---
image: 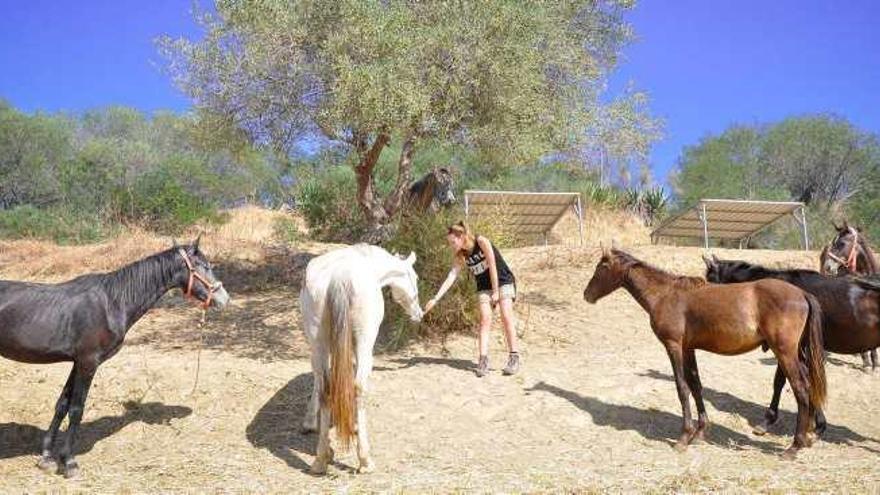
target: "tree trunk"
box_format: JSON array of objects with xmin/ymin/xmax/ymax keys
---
[{"xmin": 352, "ymin": 131, "xmax": 418, "ymax": 244}]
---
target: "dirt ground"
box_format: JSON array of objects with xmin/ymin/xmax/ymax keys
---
[{"xmin": 2, "ymin": 238, "xmax": 880, "ymax": 493}]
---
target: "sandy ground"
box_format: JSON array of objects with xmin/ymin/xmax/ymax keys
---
[{"xmin": 2, "ymin": 242, "xmax": 880, "ymax": 493}]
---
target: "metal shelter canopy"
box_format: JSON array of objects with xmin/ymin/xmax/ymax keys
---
[
  {"xmin": 651, "ymin": 199, "xmax": 809, "ymax": 250},
  {"xmin": 464, "ymin": 190, "xmax": 584, "ymax": 245}
]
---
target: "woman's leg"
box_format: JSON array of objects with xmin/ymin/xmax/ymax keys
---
[
  {"xmin": 499, "ymin": 298, "xmax": 518, "ymax": 353},
  {"xmin": 476, "ymin": 299, "xmax": 493, "ymax": 376}
]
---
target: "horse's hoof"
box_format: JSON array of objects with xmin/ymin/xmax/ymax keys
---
[
  {"xmin": 300, "ymin": 424, "xmax": 316, "ymax": 434},
  {"xmin": 673, "ymin": 441, "xmax": 689, "ymax": 453},
  {"xmin": 781, "ymin": 448, "xmax": 799, "ymax": 461},
  {"xmin": 309, "ymin": 462, "xmax": 328, "ymax": 475},
  {"xmin": 63, "ymin": 462, "xmax": 81, "ymax": 479},
  {"xmin": 690, "ymin": 432, "xmax": 708, "ymax": 445},
  {"xmin": 36, "ymin": 456, "xmax": 56, "ymax": 473},
  {"xmin": 806, "ymin": 431, "xmax": 818, "ymax": 447},
  {"xmin": 753, "ymin": 423, "xmax": 768, "ymax": 436},
  {"xmin": 357, "ymin": 460, "xmax": 375, "ymax": 474}
]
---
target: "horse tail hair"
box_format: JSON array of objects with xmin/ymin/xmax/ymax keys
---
[
  {"xmin": 324, "ymin": 275, "xmax": 356, "ymax": 450},
  {"xmin": 801, "ymin": 292, "xmax": 827, "ymax": 411}
]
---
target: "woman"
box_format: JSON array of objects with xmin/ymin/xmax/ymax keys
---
[{"xmin": 424, "ymin": 221, "xmax": 520, "ymax": 376}]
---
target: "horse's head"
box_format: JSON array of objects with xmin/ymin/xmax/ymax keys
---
[
  {"xmin": 388, "ymin": 251, "xmax": 424, "ymax": 322},
  {"xmin": 175, "ymin": 235, "xmax": 230, "ymax": 309},
  {"xmin": 702, "ymin": 255, "xmax": 754, "ymax": 283},
  {"xmin": 431, "ymin": 167, "xmax": 456, "ymax": 207},
  {"xmin": 823, "ymin": 221, "xmax": 863, "ymax": 274},
  {"xmin": 584, "ymin": 247, "xmax": 636, "ymax": 303}
]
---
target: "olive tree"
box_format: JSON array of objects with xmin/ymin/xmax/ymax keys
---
[{"xmin": 160, "ymin": 0, "xmax": 639, "ymax": 239}]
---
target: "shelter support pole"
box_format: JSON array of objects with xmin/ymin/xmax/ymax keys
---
[
  {"xmin": 793, "ymin": 206, "xmax": 809, "ymax": 251},
  {"xmin": 575, "ymin": 195, "xmax": 585, "ymax": 246},
  {"xmin": 699, "ymin": 203, "xmax": 709, "ymax": 249},
  {"xmin": 464, "ymin": 193, "xmax": 470, "ymax": 221}
]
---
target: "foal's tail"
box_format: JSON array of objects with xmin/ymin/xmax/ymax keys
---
[
  {"xmin": 323, "ymin": 276, "xmax": 356, "ymax": 449},
  {"xmin": 801, "ymin": 292, "xmax": 827, "ymax": 411}
]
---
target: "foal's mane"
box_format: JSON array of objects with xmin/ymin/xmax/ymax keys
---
[
  {"xmin": 613, "ymin": 249, "xmax": 707, "ymax": 289},
  {"xmin": 719, "ymin": 259, "xmax": 824, "ymax": 280}
]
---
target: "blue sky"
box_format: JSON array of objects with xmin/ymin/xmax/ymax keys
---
[{"xmin": 1, "ymin": 1, "xmax": 878, "ymax": 183}]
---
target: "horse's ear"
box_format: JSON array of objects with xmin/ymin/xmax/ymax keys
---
[
  {"xmin": 172, "ymin": 238, "xmax": 179, "ymax": 248},
  {"xmin": 831, "ymin": 220, "xmax": 840, "ymax": 231},
  {"xmin": 405, "ymin": 251, "xmax": 416, "ymax": 265},
  {"xmin": 599, "ymin": 241, "xmax": 608, "ymax": 257},
  {"xmin": 193, "ymin": 233, "xmax": 201, "ymax": 251},
  {"xmin": 843, "ymin": 219, "xmax": 850, "ymax": 230},
  {"xmin": 702, "ymin": 254, "xmax": 715, "ymax": 269}
]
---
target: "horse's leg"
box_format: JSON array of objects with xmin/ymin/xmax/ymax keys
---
[
  {"xmin": 354, "ymin": 336, "xmax": 376, "ymax": 473},
  {"xmin": 872, "ymin": 348, "xmax": 878, "ymax": 372},
  {"xmin": 37, "ymin": 365, "xmax": 76, "ymax": 472},
  {"xmin": 310, "ymin": 404, "xmax": 333, "ymax": 475},
  {"xmin": 301, "ymin": 345, "xmax": 322, "ymax": 433},
  {"xmin": 664, "ymin": 343, "xmax": 695, "ymax": 452},
  {"xmin": 58, "ymin": 363, "xmax": 97, "ymax": 478},
  {"xmin": 861, "ymin": 351, "xmax": 872, "ymax": 371},
  {"xmin": 683, "ymin": 349, "xmax": 708, "ymax": 444},
  {"xmin": 776, "ymin": 354, "xmax": 810, "ymax": 460},
  {"xmin": 754, "ymin": 365, "xmax": 786, "ymax": 435}
]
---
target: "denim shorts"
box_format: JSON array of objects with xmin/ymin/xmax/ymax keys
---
[{"xmin": 477, "ymin": 283, "xmax": 516, "ymax": 304}]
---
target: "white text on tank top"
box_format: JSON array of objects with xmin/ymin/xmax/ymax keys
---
[{"xmin": 466, "ymin": 251, "xmax": 488, "ymax": 276}]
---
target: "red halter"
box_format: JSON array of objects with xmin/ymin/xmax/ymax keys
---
[
  {"xmin": 178, "ymin": 248, "xmax": 222, "ymax": 310},
  {"xmin": 825, "ymin": 227, "xmax": 860, "ymax": 274}
]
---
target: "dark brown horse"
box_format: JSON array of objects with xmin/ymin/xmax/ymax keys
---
[
  {"xmin": 705, "ymin": 256, "xmax": 880, "ymax": 435},
  {"xmin": 0, "ymin": 238, "xmax": 229, "ymax": 478},
  {"xmin": 405, "ymin": 167, "xmax": 456, "ymax": 213},
  {"xmin": 584, "ymin": 248, "xmax": 826, "ymax": 459},
  {"xmin": 820, "ymin": 221, "xmax": 880, "ymax": 369}
]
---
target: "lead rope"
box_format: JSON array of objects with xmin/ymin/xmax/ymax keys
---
[{"xmin": 189, "ymin": 307, "xmax": 207, "ymax": 397}]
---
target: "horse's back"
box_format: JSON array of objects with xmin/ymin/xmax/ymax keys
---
[{"xmin": 672, "ymin": 280, "xmax": 806, "ymax": 355}]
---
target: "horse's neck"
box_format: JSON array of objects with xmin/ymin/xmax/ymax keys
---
[
  {"xmin": 623, "ymin": 265, "xmax": 673, "ymax": 315},
  {"xmin": 104, "ymin": 253, "xmax": 180, "ymax": 330},
  {"xmin": 860, "ymin": 243, "xmax": 880, "ymax": 274}
]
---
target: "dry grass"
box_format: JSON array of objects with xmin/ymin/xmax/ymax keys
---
[
  {"xmin": 2, "ymin": 209, "xmax": 880, "ymax": 493},
  {"xmin": 549, "ymin": 208, "xmax": 652, "ymax": 247}
]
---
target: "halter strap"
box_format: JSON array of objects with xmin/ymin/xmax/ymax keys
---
[
  {"xmin": 826, "ymin": 227, "xmax": 860, "ymax": 273},
  {"xmin": 178, "ymin": 248, "xmax": 222, "ymax": 310}
]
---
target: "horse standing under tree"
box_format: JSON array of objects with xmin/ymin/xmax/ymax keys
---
[
  {"xmin": 584, "ymin": 248, "xmax": 826, "ymax": 459},
  {"xmin": 0, "ymin": 237, "xmax": 229, "ymax": 478},
  {"xmin": 405, "ymin": 167, "xmax": 456, "ymax": 214},
  {"xmin": 299, "ymin": 244, "xmax": 424, "ymax": 474},
  {"xmin": 705, "ymin": 255, "xmax": 880, "ymax": 435},
  {"xmin": 820, "ymin": 221, "xmax": 880, "ymax": 370}
]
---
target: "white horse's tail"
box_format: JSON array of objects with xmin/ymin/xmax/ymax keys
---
[{"xmin": 323, "ymin": 276, "xmax": 356, "ymax": 449}]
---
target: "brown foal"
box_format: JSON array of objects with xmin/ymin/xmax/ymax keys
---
[{"xmin": 584, "ymin": 248, "xmax": 826, "ymax": 459}]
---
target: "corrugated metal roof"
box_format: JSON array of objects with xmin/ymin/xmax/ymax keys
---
[
  {"xmin": 464, "ymin": 190, "xmax": 582, "ymax": 238},
  {"xmin": 652, "ymin": 199, "xmax": 805, "ymax": 242}
]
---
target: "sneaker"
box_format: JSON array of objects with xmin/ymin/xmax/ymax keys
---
[
  {"xmin": 475, "ymin": 355, "xmax": 489, "ymax": 377},
  {"xmin": 502, "ymin": 353, "xmax": 521, "ymax": 376}
]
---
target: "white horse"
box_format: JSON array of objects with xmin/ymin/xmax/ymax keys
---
[{"xmin": 299, "ymin": 244, "xmax": 424, "ymax": 474}]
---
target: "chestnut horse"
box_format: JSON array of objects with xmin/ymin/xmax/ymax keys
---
[
  {"xmin": 584, "ymin": 248, "xmax": 826, "ymax": 459},
  {"xmin": 820, "ymin": 222, "xmax": 880, "ymax": 369}
]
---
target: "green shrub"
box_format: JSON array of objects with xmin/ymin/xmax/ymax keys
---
[
  {"xmin": 116, "ymin": 163, "xmax": 219, "ymax": 233},
  {"xmin": 296, "ymin": 166, "xmax": 367, "ymax": 242},
  {"xmin": 0, "ymin": 205, "xmax": 110, "ymax": 244}
]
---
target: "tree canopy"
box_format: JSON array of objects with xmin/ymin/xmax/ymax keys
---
[{"xmin": 160, "ymin": 0, "xmax": 651, "ymax": 239}]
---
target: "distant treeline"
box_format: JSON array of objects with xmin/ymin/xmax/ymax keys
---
[
  {"xmin": 0, "ymin": 101, "xmax": 289, "ymax": 242},
  {"xmin": 672, "ymin": 114, "xmax": 880, "ymax": 247}
]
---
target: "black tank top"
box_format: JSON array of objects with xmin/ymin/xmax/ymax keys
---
[{"xmin": 465, "ymin": 237, "xmax": 515, "ymax": 291}]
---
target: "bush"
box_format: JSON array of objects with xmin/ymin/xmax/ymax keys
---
[
  {"xmin": 0, "ymin": 205, "xmax": 110, "ymax": 244},
  {"xmin": 116, "ymin": 163, "xmax": 220, "ymax": 233},
  {"xmin": 272, "ymin": 215, "xmax": 303, "ymax": 244},
  {"xmin": 295, "ymin": 166, "xmax": 367, "ymax": 242}
]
